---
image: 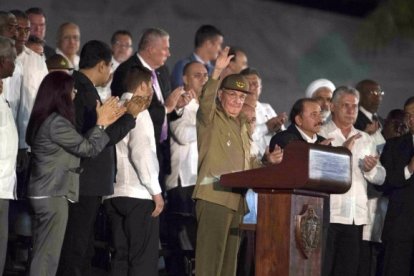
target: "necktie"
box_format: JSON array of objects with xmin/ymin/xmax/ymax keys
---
[
  {"xmin": 372, "ymin": 113, "xmax": 382, "ymax": 128},
  {"xmin": 151, "ymin": 70, "xmax": 168, "ymax": 142}
]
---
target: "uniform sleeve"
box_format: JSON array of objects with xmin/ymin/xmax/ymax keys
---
[{"xmin": 197, "ymin": 78, "xmax": 220, "ymax": 126}]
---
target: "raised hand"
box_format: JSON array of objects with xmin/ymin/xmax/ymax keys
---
[
  {"xmin": 212, "ymin": 46, "xmax": 234, "ymax": 79},
  {"xmin": 176, "ymin": 88, "xmax": 196, "ymax": 109},
  {"xmin": 266, "ymin": 112, "xmax": 287, "ymax": 132}
]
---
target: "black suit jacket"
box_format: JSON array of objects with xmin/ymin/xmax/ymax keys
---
[
  {"xmin": 111, "ymin": 54, "xmax": 172, "ymax": 143},
  {"xmin": 269, "ymin": 124, "xmax": 326, "ymax": 150},
  {"xmin": 73, "ymin": 71, "xmax": 136, "ymax": 196},
  {"xmin": 354, "ymin": 109, "xmax": 385, "ymax": 131},
  {"xmin": 380, "ymin": 133, "xmax": 414, "ymax": 241}
]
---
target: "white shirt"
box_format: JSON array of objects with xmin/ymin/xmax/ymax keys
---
[
  {"xmin": 56, "ymin": 48, "xmax": 79, "ymax": 70},
  {"xmin": 0, "ymin": 93, "xmax": 18, "ymax": 199},
  {"xmin": 359, "ymin": 106, "xmax": 386, "ymax": 153},
  {"xmin": 165, "ymin": 99, "xmax": 198, "ymax": 190},
  {"xmin": 253, "ymin": 101, "xmax": 285, "ymax": 158},
  {"xmin": 296, "ymin": 125, "xmax": 318, "ymax": 143},
  {"xmin": 96, "ymin": 56, "xmax": 120, "ymax": 102},
  {"xmin": 319, "ymin": 120, "xmax": 386, "ymax": 225},
  {"xmin": 2, "ymin": 61, "xmax": 23, "ymax": 121},
  {"xmin": 137, "ymin": 54, "xmax": 164, "ymax": 103},
  {"xmin": 16, "ymin": 46, "xmax": 48, "ymax": 149},
  {"xmin": 104, "ymin": 93, "xmax": 161, "ymax": 200}
]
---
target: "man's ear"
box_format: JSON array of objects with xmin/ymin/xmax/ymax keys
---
[
  {"xmin": 330, "ymin": 102, "xmax": 335, "ymax": 113},
  {"xmin": 97, "ymin": 60, "xmax": 106, "ymax": 72},
  {"xmin": 295, "ymin": 114, "xmax": 302, "ymax": 126},
  {"xmin": 182, "ymin": 75, "xmax": 188, "ymax": 86},
  {"xmin": 217, "ymin": 89, "xmax": 223, "ymax": 102}
]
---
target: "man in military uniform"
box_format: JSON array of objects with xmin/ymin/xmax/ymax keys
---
[{"xmin": 193, "ymin": 47, "xmax": 282, "ymax": 276}]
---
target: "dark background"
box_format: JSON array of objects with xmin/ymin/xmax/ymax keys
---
[{"xmin": 1, "ymin": 0, "xmax": 413, "ymax": 118}]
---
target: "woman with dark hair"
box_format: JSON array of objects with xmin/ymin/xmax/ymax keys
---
[{"xmin": 25, "ymin": 71, "xmax": 124, "ymax": 276}]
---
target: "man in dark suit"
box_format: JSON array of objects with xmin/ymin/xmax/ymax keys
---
[
  {"xmin": 111, "ymin": 27, "xmax": 192, "ymax": 191},
  {"xmin": 380, "ymin": 96, "xmax": 414, "ymax": 276},
  {"xmin": 269, "ymin": 98, "xmax": 330, "ymax": 275},
  {"xmin": 57, "ymin": 40, "xmax": 143, "ymax": 276},
  {"xmin": 355, "ymin": 79, "xmax": 385, "ymax": 136},
  {"xmin": 170, "ymin": 24, "xmax": 223, "ymax": 90},
  {"xmin": 269, "ymin": 98, "xmax": 328, "ymax": 151},
  {"xmin": 354, "ymin": 79, "xmax": 387, "ymax": 276}
]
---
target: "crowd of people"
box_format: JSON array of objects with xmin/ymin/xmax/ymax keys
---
[{"xmin": 0, "ymin": 6, "xmax": 413, "ymax": 276}]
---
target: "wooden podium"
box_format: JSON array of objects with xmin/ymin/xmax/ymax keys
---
[{"xmin": 220, "ymin": 141, "xmax": 352, "ymax": 276}]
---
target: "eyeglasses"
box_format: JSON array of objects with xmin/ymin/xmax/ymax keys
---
[
  {"xmin": 223, "ymin": 90, "xmax": 247, "ymax": 102},
  {"xmin": 369, "ymin": 90, "xmax": 385, "ymax": 96},
  {"xmin": 16, "ymin": 26, "xmax": 30, "ymax": 34}
]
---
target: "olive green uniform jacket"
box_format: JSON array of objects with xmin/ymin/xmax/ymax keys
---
[{"xmin": 193, "ymin": 78, "xmax": 260, "ymax": 211}]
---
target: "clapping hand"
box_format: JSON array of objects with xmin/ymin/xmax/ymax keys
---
[
  {"xmin": 176, "ymin": 88, "xmax": 196, "ymax": 109},
  {"xmin": 362, "ymin": 155, "xmax": 379, "ymax": 172},
  {"xmin": 96, "ymin": 97, "xmax": 126, "ymax": 127},
  {"xmin": 343, "ymin": 133, "xmax": 362, "ymax": 151}
]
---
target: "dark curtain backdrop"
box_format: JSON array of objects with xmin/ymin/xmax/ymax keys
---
[{"xmin": 2, "ymin": 0, "xmax": 413, "ymax": 116}]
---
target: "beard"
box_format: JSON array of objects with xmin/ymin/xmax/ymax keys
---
[{"xmin": 321, "ymin": 110, "xmax": 331, "ymax": 122}]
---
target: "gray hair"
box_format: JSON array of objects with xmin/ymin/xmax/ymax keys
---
[
  {"xmin": 0, "ymin": 11, "xmax": 13, "ymax": 35},
  {"xmin": 0, "ymin": 35, "xmax": 15, "ymax": 58},
  {"xmin": 331, "ymin": 86, "xmax": 360, "ymax": 104},
  {"xmin": 138, "ymin": 27, "xmax": 169, "ymax": 52},
  {"xmin": 56, "ymin": 22, "xmax": 80, "ymax": 43}
]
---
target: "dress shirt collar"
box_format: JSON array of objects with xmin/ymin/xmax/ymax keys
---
[
  {"xmin": 137, "ymin": 53, "xmax": 153, "ymax": 71},
  {"xmin": 111, "ymin": 56, "xmax": 120, "ymax": 70},
  {"xmin": 295, "ymin": 125, "xmax": 317, "ymax": 143},
  {"xmin": 360, "ymin": 106, "xmax": 375, "ymax": 121},
  {"xmin": 192, "ymin": 52, "xmax": 212, "ymax": 67},
  {"xmin": 324, "ymin": 119, "xmax": 359, "ymax": 138}
]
